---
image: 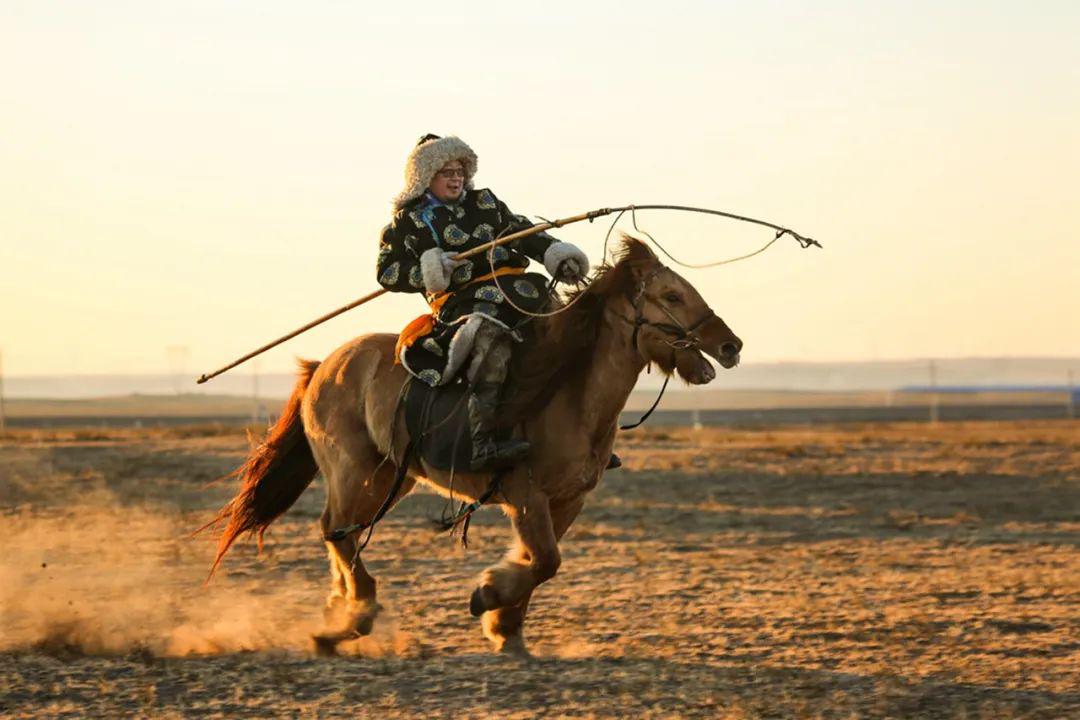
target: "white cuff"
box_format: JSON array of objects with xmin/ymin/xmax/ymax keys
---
[
  {"xmin": 543, "ymin": 242, "xmax": 590, "ymax": 281},
  {"xmin": 420, "ymin": 248, "xmax": 451, "ymax": 293}
]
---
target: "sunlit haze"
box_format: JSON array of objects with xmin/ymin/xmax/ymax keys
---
[{"xmin": 2, "ymin": 1, "xmax": 1077, "ymax": 378}]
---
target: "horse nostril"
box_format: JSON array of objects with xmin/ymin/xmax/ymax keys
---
[{"xmin": 721, "ymin": 342, "xmax": 739, "ymax": 357}]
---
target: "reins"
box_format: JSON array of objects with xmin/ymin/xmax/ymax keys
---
[{"xmin": 620, "ymin": 374, "xmax": 669, "ymax": 431}]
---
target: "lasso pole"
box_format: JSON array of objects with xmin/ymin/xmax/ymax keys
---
[
  {"xmin": 195, "ymin": 209, "xmax": 607, "ymax": 384},
  {"xmin": 195, "ymin": 204, "xmax": 820, "ymax": 384}
]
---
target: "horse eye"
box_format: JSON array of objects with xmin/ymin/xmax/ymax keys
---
[{"xmin": 663, "ymin": 292, "xmax": 682, "ymax": 304}]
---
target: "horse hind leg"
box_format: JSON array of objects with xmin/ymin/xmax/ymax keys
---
[
  {"xmin": 311, "ymin": 442, "xmax": 414, "ymax": 656},
  {"xmin": 324, "ymin": 536, "xmax": 348, "ymax": 619},
  {"xmin": 315, "ymin": 525, "xmax": 379, "ymax": 655}
]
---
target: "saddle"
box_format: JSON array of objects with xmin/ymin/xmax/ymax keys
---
[{"xmin": 403, "ymin": 379, "xmax": 515, "ymax": 471}]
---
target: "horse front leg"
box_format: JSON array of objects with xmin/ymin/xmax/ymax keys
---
[
  {"xmin": 470, "ymin": 483, "xmax": 558, "ymax": 652},
  {"xmin": 474, "ymin": 493, "xmax": 585, "ymax": 655}
]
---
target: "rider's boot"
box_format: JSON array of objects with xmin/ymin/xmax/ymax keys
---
[{"xmin": 468, "ymin": 381, "xmax": 530, "ymax": 471}]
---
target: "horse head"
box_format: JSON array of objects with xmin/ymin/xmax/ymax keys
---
[
  {"xmin": 613, "ymin": 237, "xmax": 742, "ymax": 385},
  {"xmin": 502, "ymin": 236, "xmax": 743, "ymax": 425}
]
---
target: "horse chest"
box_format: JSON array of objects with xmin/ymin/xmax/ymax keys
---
[
  {"xmin": 579, "ymin": 468, "xmax": 603, "ymax": 492},
  {"xmin": 575, "ymin": 456, "xmax": 607, "ymax": 493}
]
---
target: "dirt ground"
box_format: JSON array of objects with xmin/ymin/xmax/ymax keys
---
[{"xmin": 1, "ymin": 420, "xmax": 1077, "ymax": 718}]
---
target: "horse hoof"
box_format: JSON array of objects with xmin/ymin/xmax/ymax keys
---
[
  {"xmin": 355, "ymin": 613, "xmax": 376, "ymax": 636},
  {"xmin": 312, "ymin": 634, "xmax": 339, "ymax": 657},
  {"xmin": 470, "ymin": 586, "xmax": 500, "ymax": 617},
  {"xmin": 470, "ymin": 587, "xmax": 487, "ymax": 617},
  {"xmin": 497, "ymin": 635, "xmax": 532, "ymax": 659},
  {"xmin": 323, "ymin": 597, "xmax": 347, "ymax": 625}
]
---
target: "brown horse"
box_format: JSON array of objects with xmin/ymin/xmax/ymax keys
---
[{"xmin": 204, "ymin": 237, "xmax": 742, "ymax": 656}]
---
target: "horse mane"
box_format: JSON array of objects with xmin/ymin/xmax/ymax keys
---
[{"xmin": 500, "ymin": 235, "xmax": 656, "ymax": 427}]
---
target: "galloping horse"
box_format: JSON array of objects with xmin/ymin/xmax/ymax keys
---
[{"xmin": 204, "ymin": 236, "xmax": 742, "ymax": 656}]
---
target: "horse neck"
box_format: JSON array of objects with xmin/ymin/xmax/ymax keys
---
[{"xmin": 574, "ymin": 297, "xmax": 649, "ymax": 431}]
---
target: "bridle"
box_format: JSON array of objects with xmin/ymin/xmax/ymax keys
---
[
  {"xmin": 623, "ymin": 267, "xmax": 716, "ymax": 355},
  {"xmin": 612, "ymin": 265, "xmax": 717, "ymax": 431}
]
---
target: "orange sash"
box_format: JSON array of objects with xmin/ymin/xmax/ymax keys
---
[{"xmin": 394, "ymin": 266, "xmax": 526, "ymax": 364}]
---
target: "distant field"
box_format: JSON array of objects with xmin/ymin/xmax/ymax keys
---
[
  {"xmin": 2, "ymin": 389, "xmax": 1074, "ymax": 428},
  {"xmin": 3, "ymin": 394, "xmax": 270, "ymax": 418},
  {"xmin": 1, "ymin": 420, "xmax": 1077, "ymax": 717}
]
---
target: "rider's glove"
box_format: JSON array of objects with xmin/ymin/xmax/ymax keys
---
[
  {"xmin": 420, "ymin": 248, "xmax": 465, "ymax": 293},
  {"xmin": 543, "ymin": 242, "xmax": 590, "ymax": 284}
]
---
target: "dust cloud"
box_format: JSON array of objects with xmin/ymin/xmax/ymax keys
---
[{"xmin": 0, "ymin": 505, "xmax": 319, "ymax": 657}]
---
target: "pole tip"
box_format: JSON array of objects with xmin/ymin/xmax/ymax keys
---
[{"xmin": 196, "ymin": 375, "xmax": 209, "ymax": 385}]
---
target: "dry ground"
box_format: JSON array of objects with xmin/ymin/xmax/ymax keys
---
[{"xmin": 1, "ymin": 420, "xmax": 1077, "ymax": 718}]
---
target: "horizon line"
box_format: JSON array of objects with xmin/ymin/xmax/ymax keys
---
[{"xmin": 5, "ymin": 354, "xmax": 1079, "ymax": 379}]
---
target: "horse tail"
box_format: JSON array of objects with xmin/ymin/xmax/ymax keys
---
[{"xmin": 198, "ymin": 359, "xmax": 321, "ymax": 579}]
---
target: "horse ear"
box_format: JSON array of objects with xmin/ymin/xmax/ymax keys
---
[{"xmin": 618, "ymin": 233, "xmax": 658, "ymax": 280}]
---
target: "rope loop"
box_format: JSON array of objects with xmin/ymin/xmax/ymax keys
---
[{"xmin": 487, "ymin": 203, "xmax": 819, "ymax": 324}]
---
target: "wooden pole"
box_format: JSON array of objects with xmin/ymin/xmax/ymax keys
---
[
  {"xmin": 194, "ymin": 202, "xmax": 821, "ymax": 385},
  {"xmin": 251, "ymin": 360, "xmax": 260, "ymax": 425},
  {"xmin": 195, "ymin": 210, "xmax": 607, "ymax": 384}
]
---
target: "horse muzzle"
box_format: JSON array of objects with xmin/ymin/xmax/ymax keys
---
[
  {"xmin": 716, "ymin": 341, "xmax": 741, "ymax": 369},
  {"xmin": 695, "ymin": 315, "xmax": 742, "ymax": 371},
  {"xmin": 671, "ymin": 316, "xmax": 742, "ymax": 382},
  {"xmin": 702, "ymin": 333, "xmax": 742, "ymax": 371}
]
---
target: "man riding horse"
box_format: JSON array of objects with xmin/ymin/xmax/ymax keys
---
[
  {"xmin": 376, "ymin": 134, "xmax": 590, "ymax": 471},
  {"xmin": 207, "ymin": 193, "xmax": 744, "ymax": 655}
]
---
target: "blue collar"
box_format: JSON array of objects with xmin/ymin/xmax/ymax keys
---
[{"xmin": 422, "ymin": 190, "xmax": 465, "ymax": 208}]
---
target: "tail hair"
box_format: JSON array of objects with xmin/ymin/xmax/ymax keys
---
[{"xmin": 196, "ymin": 359, "xmax": 321, "ymax": 579}]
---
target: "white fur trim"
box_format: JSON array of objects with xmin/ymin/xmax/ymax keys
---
[
  {"xmin": 442, "ymin": 313, "xmax": 516, "ymax": 384},
  {"xmin": 420, "ymin": 248, "xmax": 451, "ymax": 293},
  {"xmin": 398, "ymin": 343, "xmax": 416, "ymax": 375},
  {"xmin": 443, "ymin": 315, "xmax": 484, "ymax": 384},
  {"xmin": 393, "ymin": 136, "xmax": 478, "ymax": 210},
  {"xmin": 543, "ymin": 242, "xmax": 590, "ymax": 281}
]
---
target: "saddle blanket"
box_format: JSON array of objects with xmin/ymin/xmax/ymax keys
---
[{"xmin": 403, "ymin": 379, "xmax": 513, "ymax": 471}]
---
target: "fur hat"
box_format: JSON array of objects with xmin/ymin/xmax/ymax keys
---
[{"xmin": 393, "ymin": 134, "xmax": 478, "ymax": 210}]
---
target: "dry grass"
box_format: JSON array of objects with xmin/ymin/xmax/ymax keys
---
[
  {"xmin": 1, "ymin": 420, "xmax": 1077, "ymax": 718},
  {"xmin": 0, "ymin": 423, "xmax": 255, "ymax": 444}
]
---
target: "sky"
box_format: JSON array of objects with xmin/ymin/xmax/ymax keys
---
[{"xmin": 1, "ymin": 0, "xmax": 1078, "ymax": 379}]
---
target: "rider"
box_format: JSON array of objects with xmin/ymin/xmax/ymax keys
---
[{"xmin": 376, "ymin": 134, "xmax": 589, "ymax": 471}]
